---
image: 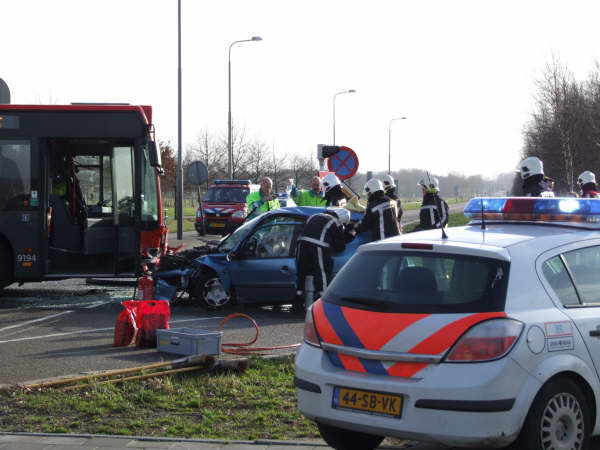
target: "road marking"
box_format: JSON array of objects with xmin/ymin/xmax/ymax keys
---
[
  {"xmin": 0, "ymin": 301, "xmax": 108, "ymax": 332},
  {"xmin": 0, "ymin": 310, "xmax": 75, "ymax": 332},
  {"xmin": 0, "ymin": 316, "xmax": 224, "ymax": 344}
]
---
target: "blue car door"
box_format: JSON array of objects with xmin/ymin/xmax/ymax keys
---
[{"xmin": 232, "ymin": 220, "xmax": 304, "ymax": 304}]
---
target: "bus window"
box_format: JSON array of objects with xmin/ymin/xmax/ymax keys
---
[
  {"xmin": 74, "ymin": 155, "xmax": 101, "ymax": 209},
  {"xmin": 113, "ymin": 146, "xmax": 135, "ymax": 225},
  {"xmin": 141, "ymin": 145, "xmax": 159, "ymax": 223},
  {"xmin": 0, "ymin": 140, "xmax": 30, "ymax": 210},
  {"xmin": 102, "ymin": 156, "xmax": 112, "ymax": 206}
]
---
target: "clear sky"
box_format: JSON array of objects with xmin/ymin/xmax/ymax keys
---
[{"xmin": 3, "ymin": 0, "xmax": 600, "ymax": 178}]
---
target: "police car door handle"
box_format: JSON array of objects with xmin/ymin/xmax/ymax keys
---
[
  {"xmin": 589, "ymin": 329, "xmax": 600, "ymax": 337},
  {"xmin": 280, "ymin": 265, "xmax": 289, "ymax": 273}
]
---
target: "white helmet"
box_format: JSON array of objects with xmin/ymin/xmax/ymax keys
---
[
  {"xmin": 322, "ymin": 173, "xmax": 341, "ymax": 192},
  {"xmin": 364, "ymin": 178, "xmax": 384, "ymax": 197},
  {"xmin": 418, "ymin": 173, "xmax": 439, "ymax": 193},
  {"xmin": 578, "ymin": 170, "xmax": 597, "ymax": 187},
  {"xmin": 380, "ymin": 174, "xmax": 396, "ymax": 191},
  {"xmin": 519, "ymin": 156, "xmax": 544, "ymax": 180},
  {"xmin": 327, "ymin": 207, "xmax": 351, "ymax": 225}
]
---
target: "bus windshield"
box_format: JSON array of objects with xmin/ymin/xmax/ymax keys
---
[{"xmin": 141, "ymin": 145, "xmax": 159, "ymax": 222}]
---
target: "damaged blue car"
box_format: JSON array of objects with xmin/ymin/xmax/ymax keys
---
[{"xmin": 187, "ymin": 206, "xmax": 370, "ymax": 308}]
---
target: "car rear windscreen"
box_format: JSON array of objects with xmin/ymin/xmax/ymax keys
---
[{"xmin": 324, "ymin": 250, "xmax": 510, "ymax": 313}]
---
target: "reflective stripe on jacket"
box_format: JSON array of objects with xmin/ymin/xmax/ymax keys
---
[{"xmin": 358, "ymin": 191, "xmax": 400, "ymax": 240}]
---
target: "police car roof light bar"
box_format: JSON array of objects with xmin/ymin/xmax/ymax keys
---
[
  {"xmin": 214, "ymin": 180, "xmax": 251, "ymax": 185},
  {"xmin": 464, "ymin": 197, "xmax": 600, "ymax": 228}
]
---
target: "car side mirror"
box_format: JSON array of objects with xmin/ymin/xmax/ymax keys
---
[{"xmin": 226, "ymin": 251, "xmax": 236, "ymax": 262}]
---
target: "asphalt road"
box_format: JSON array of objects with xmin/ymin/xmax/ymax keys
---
[{"xmin": 0, "ymin": 277, "xmax": 305, "ymax": 387}]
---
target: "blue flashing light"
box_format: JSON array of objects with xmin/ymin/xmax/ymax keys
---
[
  {"xmin": 214, "ymin": 179, "xmax": 251, "ymax": 185},
  {"xmin": 464, "ymin": 198, "xmax": 507, "ymax": 214},
  {"xmin": 464, "ymin": 197, "xmax": 600, "ymax": 228}
]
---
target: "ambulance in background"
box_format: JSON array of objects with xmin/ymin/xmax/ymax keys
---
[{"xmin": 195, "ymin": 180, "xmax": 259, "ymax": 236}]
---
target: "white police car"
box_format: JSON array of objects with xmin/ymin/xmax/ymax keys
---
[{"xmin": 295, "ymin": 197, "xmax": 600, "ymax": 450}]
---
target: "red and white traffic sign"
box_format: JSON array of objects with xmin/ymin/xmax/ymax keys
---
[{"xmin": 327, "ymin": 146, "xmax": 359, "ymax": 180}]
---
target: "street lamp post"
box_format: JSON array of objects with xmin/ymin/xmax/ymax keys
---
[
  {"xmin": 228, "ymin": 36, "xmax": 262, "ymax": 180},
  {"xmin": 332, "ymin": 89, "xmax": 356, "ymax": 145},
  {"xmin": 388, "ymin": 116, "xmax": 407, "ymax": 174}
]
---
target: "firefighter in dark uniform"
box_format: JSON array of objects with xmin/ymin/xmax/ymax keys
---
[
  {"xmin": 357, "ymin": 178, "xmax": 400, "ymax": 240},
  {"xmin": 380, "ymin": 174, "xmax": 403, "ymax": 233},
  {"xmin": 578, "ymin": 171, "xmax": 600, "ymax": 198},
  {"xmin": 415, "ymin": 174, "xmax": 449, "ymax": 231},
  {"xmin": 296, "ymin": 208, "xmax": 351, "ymax": 300},
  {"xmin": 322, "ymin": 173, "xmax": 349, "ymax": 207},
  {"xmin": 518, "ymin": 157, "xmax": 555, "ymax": 197}
]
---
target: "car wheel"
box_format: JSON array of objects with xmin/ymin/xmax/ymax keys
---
[
  {"xmin": 317, "ymin": 422, "xmax": 384, "ymax": 450},
  {"xmin": 515, "ymin": 377, "xmax": 591, "ymax": 450},
  {"xmin": 192, "ymin": 273, "xmax": 231, "ymax": 308},
  {"xmin": 0, "ymin": 241, "xmax": 13, "ymax": 289}
]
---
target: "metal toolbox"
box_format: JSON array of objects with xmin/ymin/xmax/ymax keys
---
[{"xmin": 156, "ymin": 328, "xmax": 222, "ymax": 356}]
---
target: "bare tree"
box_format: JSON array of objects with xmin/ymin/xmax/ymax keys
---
[
  {"xmin": 246, "ymin": 138, "xmax": 269, "ymax": 183},
  {"xmin": 523, "ymin": 58, "xmax": 592, "ymax": 193}
]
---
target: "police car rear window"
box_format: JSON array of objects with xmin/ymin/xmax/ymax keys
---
[{"xmin": 324, "ymin": 251, "xmax": 509, "ymax": 313}]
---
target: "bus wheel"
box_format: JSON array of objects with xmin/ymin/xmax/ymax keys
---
[{"xmin": 0, "ymin": 241, "xmax": 14, "ymax": 288}]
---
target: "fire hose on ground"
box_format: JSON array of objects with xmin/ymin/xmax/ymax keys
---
[{"xmin": 218, "ymin": 313, "xmax": 301, "ymax": 355}]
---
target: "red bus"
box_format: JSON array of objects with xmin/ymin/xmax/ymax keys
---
[{"xmin": 0, "ymin": 104, "xmax": 167, "ymax": 288}]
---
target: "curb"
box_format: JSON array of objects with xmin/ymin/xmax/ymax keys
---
[
  {"xmin": 0, "ymin": 432, "xmax": 422, "ymax": 448},
  {"xmin": 0, "ymin": 432, "xmax": 329, "ymax": 446}
]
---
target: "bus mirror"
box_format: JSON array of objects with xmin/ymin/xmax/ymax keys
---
[{"xmin": 148, "ymin": 141, "xmax": 162, "ymax": 167}]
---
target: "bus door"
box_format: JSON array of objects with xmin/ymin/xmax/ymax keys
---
[
  {"xmin": 45, "ymin": 140, "xmax": 137, "ymax": 277},
  {"xmin": 111, "ymin": 146, "xmax": 138, "ymax": 275}
]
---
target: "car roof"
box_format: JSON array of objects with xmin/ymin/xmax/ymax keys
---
[
  {"xmin": 359, "ymin": 223, "xmax": 591, "ymax": 260},
  {"xmin": 263, "ymin": 206, "xmax": 329, "ymax": 218}
]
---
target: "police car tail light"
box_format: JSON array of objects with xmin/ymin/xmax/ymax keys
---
[
  {"xmin": 445, "ymin": 319, "xmax": 523, "ymax": 362},
  {"xmin": 304, "ymin": 305, "xmax": 321, "ymax": 348}
]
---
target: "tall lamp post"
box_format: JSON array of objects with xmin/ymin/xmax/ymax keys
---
[
  {"xmin": 228, "ymin": 36, "xmax": 262, "ymax": 180},
  {"xmin": 388, "ymin": 116, "xmax": 407, "ymax": 174},
  {"xmin": 333, "ymin": 89, "xmax": 356, "ymax": 145}
]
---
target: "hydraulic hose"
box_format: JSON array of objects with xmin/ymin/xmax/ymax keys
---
[{"xmin": 218, "ymin": 313, "xmax": 301, "ymax": 355}]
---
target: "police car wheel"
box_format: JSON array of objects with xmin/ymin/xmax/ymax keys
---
[
  {"xmin": 517, "ymin": 378, "xmax": 591, "ymax": 450},
  {"xmin": 201, "ymin": 276, "xmax": 231, "ymax": 308},
  {"xmin": 0, "ymin": 241, "xmax": 13, "ymax": 288},
  {"xmin": 317, "ymin": 422, "xmax": 384, "ymax": 450}
]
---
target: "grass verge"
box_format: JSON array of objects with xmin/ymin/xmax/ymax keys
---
[
  {"xmin": 0, "ymin": 356, "xmax": 319, "ymax": 440},
  {"xmin": 166, "ymin": 218, "xmax": 197, "ymax": 233},
  {"xmin": 403, "ymin": 212, "xmax": 470, "ymax": 233},
  {"xmin": 163, "ymin": 207, "xmax": 197, "ymax": 218}
]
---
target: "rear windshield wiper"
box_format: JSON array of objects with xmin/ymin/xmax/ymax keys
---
[{"xmin": 339, "ymin": 297, "xmax": 389, "ymax": 310}]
